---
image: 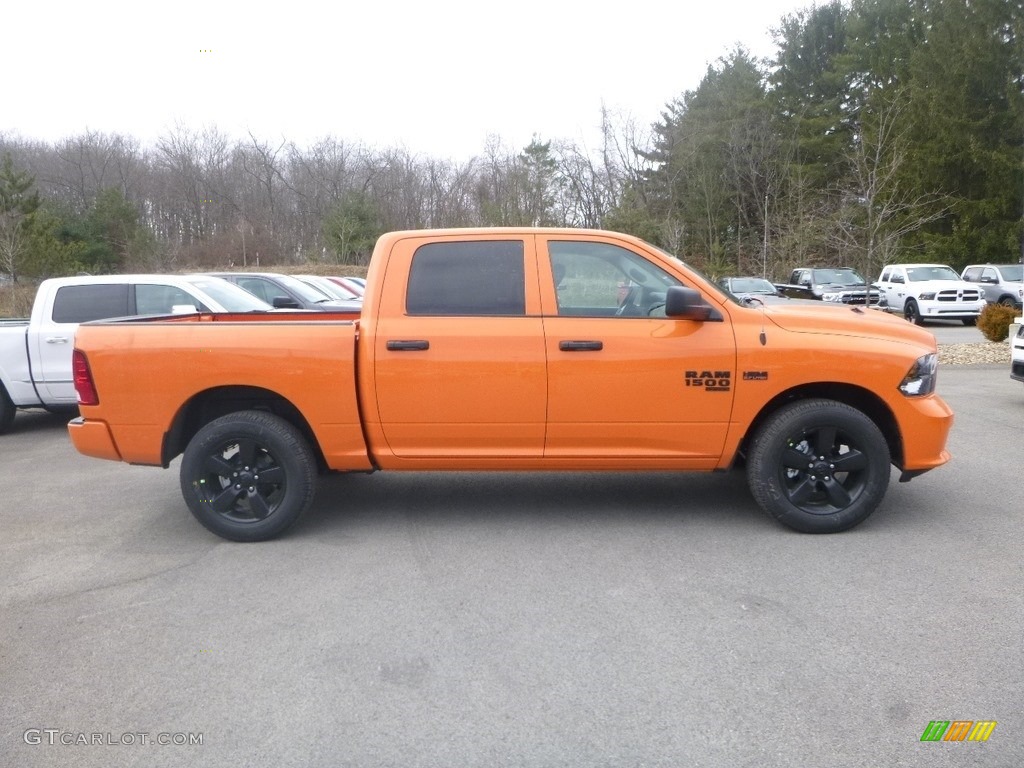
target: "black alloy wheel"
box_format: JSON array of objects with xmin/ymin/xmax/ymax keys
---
[
  {"xmin": 180, "ymin": 411, "xmax": 316, "ymax": 541},
  {"xmin": 747, "ymin": 399, "xmax": 891, "ymax": 533}
]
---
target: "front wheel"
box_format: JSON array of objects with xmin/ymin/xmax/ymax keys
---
[
  {"xmin": 904, "ymin": 299, "xmax": 923, "ymax": 325},
  {"xmin": 747, "ymin": 399, "xmax": 891, "ymax": 533},
  {"xmin": 961, "ymin": 316, "xmax": 978, "ymax": 326},
  {"xmin": 999, "ymin": 297, "xmax": 1017, "ymax": 308},
  {"xmin": 180, "ymin": 410, "xmax": 317, "ymax": 541}
]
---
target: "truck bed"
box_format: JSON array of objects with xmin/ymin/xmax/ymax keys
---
[{"xmin": 71, "ymin": 311, "xmax": 368, "ymax": 469}]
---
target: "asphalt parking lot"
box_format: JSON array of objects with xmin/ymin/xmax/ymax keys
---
[{"xmin": 2, "ymin": 362, "xmax": 1022, "ymax": 768}]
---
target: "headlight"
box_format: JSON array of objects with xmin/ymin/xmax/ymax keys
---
[
  {"xmin": 821, "ymin": 292, "xmax": 842, "ymax": 301},
  {"xmin": 899, "ymin": 353, "xmax": 938, "ymax": 396},
  {"xmin": 918, "ymin": 292, "xmax": 936, "ymax": 300}
]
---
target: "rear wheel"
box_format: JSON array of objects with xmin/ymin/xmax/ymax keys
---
[
  {"xmin": 0, "ymin": 384, "xmax": 15, "ymax": 434},
  {"xmin": 180, "ymin": 410, "xmax": 316, "ymax": 542},
  {"xmin": 747, "ymin": 399, "xmax": 891, "ymax": 533}
]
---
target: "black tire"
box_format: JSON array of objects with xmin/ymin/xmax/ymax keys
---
[
  {"xmin": 961, "ymin": 316, "xmax": 977, "ymax": 326},
  {"xmin": 747, "ymin": 399, "xmax": 891, "ymax": 533},
  {"xmin": 999, "ymin": 297, "xmax": 1016, "ymax": 308},
  {"xmin": 0, "ymin": 384, "xmax": 15, "ymax": 434},
  {"xmin": 904, "ymin": 299, "xmax": 923, "ymax": 325},
  {"xmin": 180, "ymin": 410, "xmax": 316, "ymax": 542}
]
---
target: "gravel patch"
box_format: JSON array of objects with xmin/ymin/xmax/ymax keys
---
[{"xmin": 938, "ymin": 341, "xmax": 1011, "ymax": 365}]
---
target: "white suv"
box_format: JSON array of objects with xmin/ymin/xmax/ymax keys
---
[{"xmin": 876, "ymin": 264, "xmax": 986, "ymax": 326}]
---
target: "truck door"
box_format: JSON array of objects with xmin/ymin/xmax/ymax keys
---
[
  {"xmin": 32, "ymin": 283, "xmax": 129, "ymax": 404},
  {"xmin": 877, "ymin": 267, "xmax": 905, "ymax": 311},
  {"xmin": 371, "ymin": 235, "xmax": 547, "ymax": 458},
  {"xmin": 538, "ymin": 235, "xmax": 735, "ymax": 463}
]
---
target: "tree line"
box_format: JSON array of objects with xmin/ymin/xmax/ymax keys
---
[{"xmin": 1, "ymin": 0, "xmax": 1021, "ymax": 285}]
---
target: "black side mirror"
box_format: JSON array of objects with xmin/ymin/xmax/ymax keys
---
[
  {"xmin": 665, "ymin": 286, "xmax": 716, "ymax": 321},
  {"xmin": 272, "ymin": 296, "xmax": 301, "ymax": 309}
]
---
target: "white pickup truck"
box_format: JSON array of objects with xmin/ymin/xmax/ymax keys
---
[
  {"xmin": 875, "ymin": 263, "xmax": 986, "ymax": 326},
  {"xmin": 0, "ymin": 274, "xmax": 272, "ymax": 432}
]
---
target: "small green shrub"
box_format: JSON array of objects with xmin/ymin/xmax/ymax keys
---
[{"xmin": 976, "ymin": 302, "xmax": 1018, "ymax": 342}]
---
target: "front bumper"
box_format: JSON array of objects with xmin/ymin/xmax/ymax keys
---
[
  {"xmin": 916, "ymin": 300, "xmax": 986, "ymax": 319},
  {"xmin": 897, "ymin": 393, "xmax": 954, "ymax": 474}
]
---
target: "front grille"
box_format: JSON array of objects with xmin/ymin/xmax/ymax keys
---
[
  {"xmin": 839, "ymin": 292, "xmax": 883, "ymax": 306},
  {"xmin": 936, "ymin": 289, "xmax": 982, "ymax": 302}
]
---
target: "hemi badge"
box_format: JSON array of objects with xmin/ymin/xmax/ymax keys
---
[{"xmin": 743, "ymin": 371, "xmax": 768, "ymax": 381}]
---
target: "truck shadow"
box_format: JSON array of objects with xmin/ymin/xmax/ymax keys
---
[
  {"xmin": 305, "ymin": 470, "xmax": 771, "ymax": 534},
  {"xmin": 5, "ymin": 409, "xmax": 76, "ymax": 435}
]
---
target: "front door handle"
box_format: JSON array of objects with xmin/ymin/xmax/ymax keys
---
[
  {"xmin": 386, "ymin": 340, "xmax": 430, "ymax": 351},
  {"xmin": 559, "ymin": 340, "xmax": 603, "ymax": 352}
]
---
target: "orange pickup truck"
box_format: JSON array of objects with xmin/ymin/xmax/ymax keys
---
[{"xmin": 68, "ymin": 228, "xmax": 953, "ymax": 541}]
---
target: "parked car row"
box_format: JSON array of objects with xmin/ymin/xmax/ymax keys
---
[
  {"xmin": 208, "ymin": 272, "xmax": 362, "ymax": 312},
  {"xmin": 717, "ymin": 261, "xmax": 1022, "ymax": 325}
]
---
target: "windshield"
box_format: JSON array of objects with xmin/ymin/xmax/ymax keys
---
[
  {"xmin": 812, "ymin": 268, "xmax": 866, "ymax": 286},
  {"xmin": 998, "ymin": 265, "xmax": 1023, "ymax": 281},
  {"xmin": 274, "ymin": 274, "xmax": 335, "ymax": 302},
  {"xmin": 298, "ymin": 276, "xmax": 359, "ymax": 300},
  {"xmin": 906, "ymin": 266, "xmax": 961, "ymax": 282},
  {"xmin": 726, "ymin": 277, "xmax": 776, "ymax": 294},
  {"xmin": 183, "ymin": 277, "xmax": 273, "ymax": 311}
]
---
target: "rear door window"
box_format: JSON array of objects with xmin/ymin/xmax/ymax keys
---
[
  {"xmin": 406, "ymin": 241, "xmax": 525, "ymax": 315},
  {"xmin": 51, "ymin": 284, "xmax": 130, "ymax": 323}
]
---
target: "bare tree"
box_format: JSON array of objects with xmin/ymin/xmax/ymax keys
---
[
  {"xmin": 828, "ymin": 91, "xmax": 947, "ymax": 278},
  {"xmin": 51, "ymin": 131, "xmax": 142, "ymax": 212}
]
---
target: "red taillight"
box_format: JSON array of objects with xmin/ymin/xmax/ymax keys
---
[{"xmin": 72, "ymin": 349, "xmax": 99, "ymax": 405}]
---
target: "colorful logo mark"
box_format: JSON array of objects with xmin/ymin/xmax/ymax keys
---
[{"xmin": 921, "ymin": 720, "xmax": 996, "ymax": 742}]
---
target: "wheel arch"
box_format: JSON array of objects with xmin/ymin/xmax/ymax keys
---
[
  {"xmin": 737, "ymin": 383, "xmax": 902, "ymax": 469},
  {"xmin": 162, "ymin": 386, "xmax": 326, "ymax": 470}
]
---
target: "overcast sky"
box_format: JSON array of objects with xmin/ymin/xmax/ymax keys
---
[{"xmin": 4, "ymin": 0, "xmax": 810, "ymax": 159}]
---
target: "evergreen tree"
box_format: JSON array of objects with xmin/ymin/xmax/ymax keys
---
[
  {"xmin": 637, "ymin": 48, "xmax": 776, "ymax": 270},
  {"xmin": 0, "ymin": 153, "xmax": 42, "ymax": 282},
  {"xmin": 769, "ymin": 1, "xmax": 852, "ymax": 190},
  {"xmin": 323, "ymin": 190, "xmax": 381, "ymax": 264},
  {"xmin": 900, "ymin": 0, "xmax": 1024, "ymax": 265}
]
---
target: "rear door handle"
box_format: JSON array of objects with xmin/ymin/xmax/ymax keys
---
[
  {"xmin": 386, "ymin": 340, "xmax": 430, "ymax": 351},
  {"xmin": 45, "ymin": 336, "xmax": 69, "ymax": 344},
  {"xmin": 559, "ymin": 340, "xmax": 603, "ymax": 352}
]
